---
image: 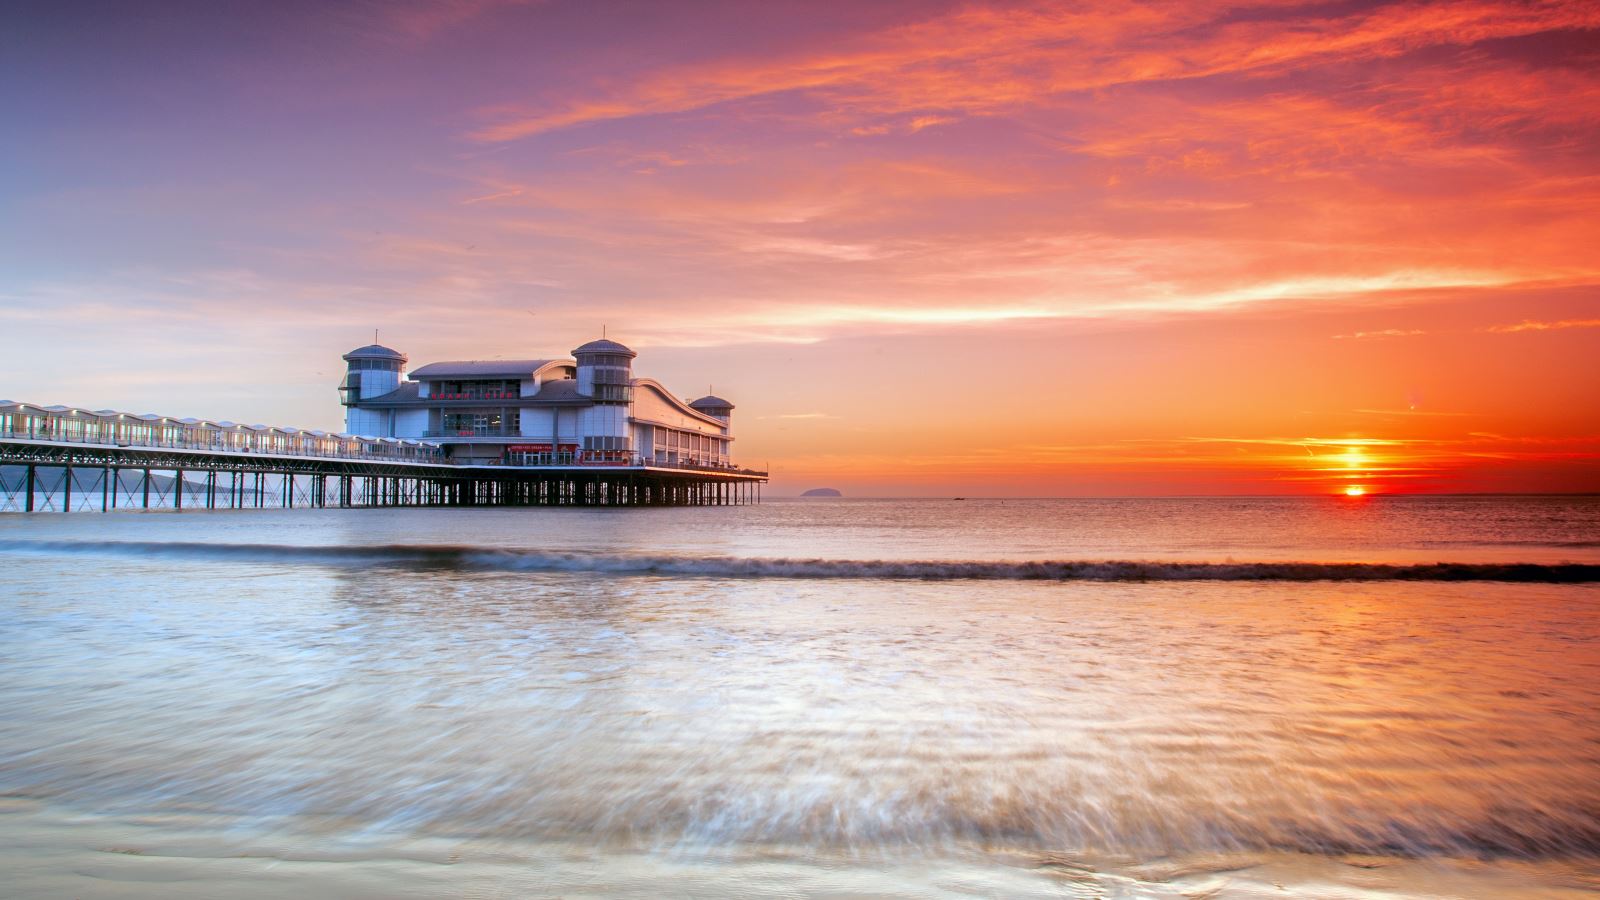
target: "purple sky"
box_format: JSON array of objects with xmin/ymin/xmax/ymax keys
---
[{"xmin": 3, "ymin": 1, "xmax": 1598, "ymax": 494}]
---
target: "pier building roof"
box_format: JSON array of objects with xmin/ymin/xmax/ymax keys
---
[
  {"xmin": 342, "ymin": 344, "xmax": 406, "ymax": 361},
  {"xmin": 409, "ymin": 359, "xmax": 562, "ymax": 380},
  {"xmin": 360, "ymin": 383, "xmax": 422, "ymax": 403},
  {"xmin": 529, "ymin": 379, "xmax": 585, "ymax": 401},
  {"xmin": 572, "ymin": 338, "xmax": 636, "ymax": 357},
  {"xmin": 357, "ymin": 377, "xmax": 595, "ymax": 406},
  {"xmin": 689, "ymin": 395, "xmax": 734, "ymax": 411}
]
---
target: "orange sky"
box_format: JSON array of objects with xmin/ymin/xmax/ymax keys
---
[{"xmin": 1, "ymin": 0, "xmax": 1596, "ymax": 494}]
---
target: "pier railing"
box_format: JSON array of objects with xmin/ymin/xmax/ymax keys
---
[
  {"xmin": 0, "ymin": 402, "xmax": 766, "ymax": 476},
  {"xmin": 1, "ymin": 401, "xmax": 767, "ymax": 512},
  {"xmin": 1, "ymin": 406, "xmax": 442, "ymax": 463},
  {"xmin": 488, "ymin": 452, "xmax": 764, "ymax": 476}
]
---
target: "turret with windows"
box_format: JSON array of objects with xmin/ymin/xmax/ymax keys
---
[
  {"xmin": 572, "ymin": 337, "xmax": 635, "ymax": 459},
  {"xmin": 339, "ymin": 344, "xmax": 407, "ymax": 435},
  {"xmin": 573, "ymin": 338, "xmax": 635, "ymax": 404},
  {"xmin": 339, "ymin": 344, "xmax": 407, "ymax": 406},
  {"xmin": 688, "ymin": 394, "xmax": 734, "ymax": 424}
]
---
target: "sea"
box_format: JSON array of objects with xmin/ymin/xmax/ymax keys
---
[{"xmin": 0, "ymin": 495, "xmax": 1597, "ymax": 898}]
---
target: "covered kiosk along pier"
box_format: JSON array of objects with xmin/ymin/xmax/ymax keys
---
[{"xmin": 0, "ymin": 402, "xmax": 765, "ymax": 513}]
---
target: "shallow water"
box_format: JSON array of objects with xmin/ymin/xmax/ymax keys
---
[{"xmin": 2, "ymin": 497, "xmax": 1598, "ymax": 897}]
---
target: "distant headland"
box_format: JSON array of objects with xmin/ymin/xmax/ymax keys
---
[{"xmin": 801, "ymin": 488, "xmax": 842, "ymax": 497}]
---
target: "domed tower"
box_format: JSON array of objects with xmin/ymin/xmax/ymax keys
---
[
  {"xmin": 339, "ymin": 343, "xmax": 406, "ymax": 433},
  {"xmin": 573, "ymin": 338, "xmax": 635, "ymax": 403},
  {"xmin": 689, "ymin": 395, "xmax": 733, "ymax": 467},
  {"xmin": 689, "ymin": 394, "xmax": 734, "ymax": 424},
  {"xmin": 573, "ymin": 337, "xmax": 636, "ymax": 457}
]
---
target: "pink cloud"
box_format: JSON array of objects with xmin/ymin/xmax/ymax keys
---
[{"xmin": 467, "ymin": 1, "xmax": 1600, "ymax": 141}]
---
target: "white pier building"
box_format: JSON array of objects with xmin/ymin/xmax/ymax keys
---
[{"xmin": 339, "ymin": 338, "xmax": 738, "ymax": 468}]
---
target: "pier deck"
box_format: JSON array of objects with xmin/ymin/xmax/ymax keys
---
[{"xmin": 0, "ymin": 435, "xmax": 765, "ymax": 512}]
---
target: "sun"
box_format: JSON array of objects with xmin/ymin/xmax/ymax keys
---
[{"xmin": 1344, "ymin": 486, "xmax": 1367, "ymax": 497}]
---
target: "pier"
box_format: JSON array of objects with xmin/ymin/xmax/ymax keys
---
[{"xmin": 0, "ymin": 403, "xmax": 765, "ymax": 512}]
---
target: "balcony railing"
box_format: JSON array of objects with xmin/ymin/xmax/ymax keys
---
[
  {"xmin": 424, "ymin": 391, "xmax": 521, "ymax": 401},
  {"xmin": 423, "ymin": 429, "xmax": 521, "ymax": 438},
  {"xmin": 482, "ymin": 451, "xmax": 760, "ymax": 475}
]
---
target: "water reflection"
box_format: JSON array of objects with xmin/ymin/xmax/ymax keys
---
[{"xmin": 1, "ymin": 500, "xmax": 1597, "ymax": 897}]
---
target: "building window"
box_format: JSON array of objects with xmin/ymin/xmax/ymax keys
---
[
  {"xmin": 339, "ymin": 372, "xmax": 362, "ymax": 405},
  {"xmin": 441, "ymin": 410, "xmax": 518, "ymax": 435},
  {"xmin": 433, "ymin": 379, "xmax": 519, "ymax": 400}
]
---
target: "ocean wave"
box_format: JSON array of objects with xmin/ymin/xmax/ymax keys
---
[{"xmin": 3, "ymin": 540, "xmax": 1598, "ymax": 582}]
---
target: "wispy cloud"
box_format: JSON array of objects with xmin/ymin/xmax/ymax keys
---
[
  {"xmin": 1333, "ymin": 328, "xmax": 1427, "ymax": 340},
  {"xmin": 1484, "ymin": 318, "xmax": 1600, "ymax": 333},
  {"xmin": 1353, "ymin": 409, "xmax": 1475, "ymax": 418},
  {"xmin": 460, "ymin": 187, "xmax": 525, "ymax": 205}
]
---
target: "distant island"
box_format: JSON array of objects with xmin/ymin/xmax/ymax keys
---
[{"xmin": 800, "ymin": 488, "xmax": 842, "ymax": 497}]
